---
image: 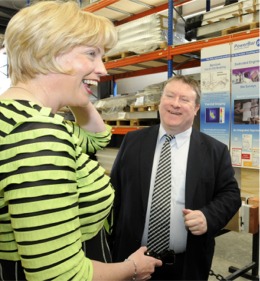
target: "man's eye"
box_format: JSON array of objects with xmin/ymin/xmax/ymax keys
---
[{"xmin": 180, "ymin": 97, "xmax": 190, "ymax": 102}]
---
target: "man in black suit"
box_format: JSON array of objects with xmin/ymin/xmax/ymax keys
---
[{"xmin": 110, "ymin": 75, "xmax": 241, "ymax": 280}]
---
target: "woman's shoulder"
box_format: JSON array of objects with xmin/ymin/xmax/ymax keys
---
[{"xmin": 0, "ymin": 100, "xmax": 69, "ymax": 136}]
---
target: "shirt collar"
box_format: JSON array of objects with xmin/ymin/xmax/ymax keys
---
[{"xmin": 159, "ymin": 125, "xmax": 192, "ymax": 148}]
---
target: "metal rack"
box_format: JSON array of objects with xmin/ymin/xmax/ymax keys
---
[{"xmin": 84, "ymin": 0, "xmax": 259, "ymax": 135}]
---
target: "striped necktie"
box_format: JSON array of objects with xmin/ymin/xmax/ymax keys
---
[{"xmin": 147, "ymin": 134, "xmax": 174, "ymax": 252}]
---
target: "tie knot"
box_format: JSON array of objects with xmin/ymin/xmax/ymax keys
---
[{"xmin": 165, "ymin": 134, "xmax": 174, "ymax": 142}]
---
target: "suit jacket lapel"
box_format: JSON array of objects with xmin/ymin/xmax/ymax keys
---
[
  {"xmin": 185, "ymin": 129, "xmax": 206, "ymax": 209},
  {"xmin": 140, "ymin": 125, "xmax": 159, "ymax": 210},
  {"xmin": 138, "ymin": 127, "xmax": 207, "ymax": 211}
]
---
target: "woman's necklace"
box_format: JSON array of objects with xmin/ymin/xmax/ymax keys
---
[
  {"xmin": 9, "ymin": 86, "xmax": 44, "ymax": 107},
  {"xmin": 9, "ymin": 86, "xmax": 34, "ymax": 96}
]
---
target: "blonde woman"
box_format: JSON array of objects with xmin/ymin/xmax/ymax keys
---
[{"xmin": 0, "ymin": 1, "xmax": 162, "ymax": 280}]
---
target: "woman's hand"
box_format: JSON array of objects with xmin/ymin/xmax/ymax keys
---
[
  {"xmin": 69, "ymin": 102, "xmax": 106, "ymax": 133},
  {"xmin": 127, "ymin": 246, "xmax": 163, "ymax": 280}
]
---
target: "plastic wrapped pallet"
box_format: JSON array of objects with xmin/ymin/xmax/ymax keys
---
[
  {"xmin": 105, "ymin": 14, "xmax": 166, "ymax": 57},
  {"xmin": 105, "ymin": 14, "xmax": 186, "ymax": 57},
  {"xmin": 94, "ymin": 81, "xmax": 165, "ymax": 119},
  {"xmin": 94, "ymin": 94, "xmax": 137, "ymax": 120},
  {"xmin": 132, "ymin": 82, "xmax": 165, "ymax": 107}
]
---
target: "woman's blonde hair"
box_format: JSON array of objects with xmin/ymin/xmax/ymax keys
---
[{"xmin": 5, "ymin": 0, "xmax": 118, "ymax": 84}]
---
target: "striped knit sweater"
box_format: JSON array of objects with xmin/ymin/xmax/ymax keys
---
[{"xmin": 0, "ymin": 100, "xmax": 115, "ymax": 280}]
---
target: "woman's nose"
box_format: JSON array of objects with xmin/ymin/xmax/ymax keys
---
[{"xmin": 95, "ymin": 58, "xmax": 107, "ymax": 76}]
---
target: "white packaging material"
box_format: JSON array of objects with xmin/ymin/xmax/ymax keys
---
[{"xmin": 105, "ymin": 14, "xmax": 172, "ymax": 56}]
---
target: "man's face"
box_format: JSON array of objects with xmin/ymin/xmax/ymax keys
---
[{"xmin": 159, "ymin": 79, "xmax": 200, "ymax": 135}]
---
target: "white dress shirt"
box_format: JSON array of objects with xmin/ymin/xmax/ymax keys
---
[{"xmin": 141, "ymin": 125, "xmax": 192, "ymax": 253}]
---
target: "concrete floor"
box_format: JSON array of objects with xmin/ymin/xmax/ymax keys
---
[{"xmin": 209, "ymin": 231, "xmax": 259, "ymax": 281}]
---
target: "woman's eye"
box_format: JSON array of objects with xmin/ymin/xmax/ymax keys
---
[{"xmin": 88, "ymin": 51, "xmax": 96, "ymax": 57}]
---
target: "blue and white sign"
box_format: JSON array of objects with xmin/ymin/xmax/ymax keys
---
[
  {"xmin": 200, "ymin": 43, "xmax": 231, "ymax": 147},
  {"xmin": 230, "ymin": 38, "xmax": 259, "ymax": 169}
]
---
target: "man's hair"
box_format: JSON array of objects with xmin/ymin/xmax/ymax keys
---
[
  {"xmin": 164, "ymin": 75, "xmax": 201, "ymax": 105},
  {"xmin": 5, "ymin": 0, "xmax": 118, "ymax": 84}
]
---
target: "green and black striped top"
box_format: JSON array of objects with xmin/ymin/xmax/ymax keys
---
[{"xmin": 0, "ymin": 100, "xmax": 114, "ymax": 280}]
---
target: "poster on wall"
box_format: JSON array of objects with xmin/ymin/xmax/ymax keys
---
[
  {"xmin": 200, "ymin": 43, "xmax": 231, "ymax": 147},
  {"xmin": 230, "ymin": 38, "xmax": 260, "ymax": 169}
]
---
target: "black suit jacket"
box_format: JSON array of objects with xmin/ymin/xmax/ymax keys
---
[{"xmin": 110, "ymin": 125, "xmax": 241, "ymax": 280}]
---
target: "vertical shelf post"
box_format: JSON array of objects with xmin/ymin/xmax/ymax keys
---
[
  {"xmin": 113, "ymin": 79, "xmax": 118, "ymax": 97},
  {"xmin": 206, "ymin": 0, "xmax": 211, "ymax": 12},
  {"xmin": 168, "ymin": 0, "xmax": 174, "ymax": 78}
]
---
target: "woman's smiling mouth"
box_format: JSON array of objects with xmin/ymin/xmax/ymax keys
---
[{"xmin": 83, "ymin": 79, "xmax": 98, "ymax": 95}]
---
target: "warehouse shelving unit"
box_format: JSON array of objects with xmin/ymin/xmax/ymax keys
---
[
  {"xmin": 84, "ymin": 0, "xmax": 259, "ymax": 135},
  {"xmin": 100, "ymin": 28, "xmax": 258, "ymax": 81},
  {"xmin": 84, "ymin": 0, "xmax": 259, "ymax": 79}
]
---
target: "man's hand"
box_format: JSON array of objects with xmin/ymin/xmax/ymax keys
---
[{"xmin": 183, "ymin": 209, "xmax": 207, "ymax": 235}]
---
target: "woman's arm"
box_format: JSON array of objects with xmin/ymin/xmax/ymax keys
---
[{"xmin": 92, "ymin": 246, "xmax": 162, "ymax": 281}]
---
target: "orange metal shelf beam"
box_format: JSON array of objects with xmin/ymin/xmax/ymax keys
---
[
  {"xmin": 103, "ymin": 29, "xmax": 259, "ymax": 71},
  {"xmin": 111, "ymin": 126, "xmax": 144, "ymax": 135},
  {"xmin": 170, "ymin": 29, "xmax": 259, "ymax": 56},
  {"xmin": 104, "ymin": 48, "xmax": 168, "ymax": 69},
  {"xmin": 170, "ymin": 59, "xmax": 200, "ymax": 70},
  {"xmin": 101, "ymin": 65, "xmax": 167, "ymax": 82},
  {"xmin": 101, "ymin": 59, "xmax": 200, "ymax": 81}
]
